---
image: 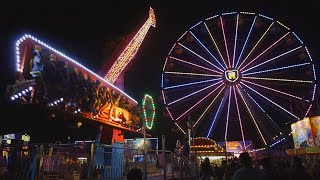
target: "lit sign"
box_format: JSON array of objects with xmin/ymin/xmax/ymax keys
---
[{"xmin": 225, "ymin": 69, "xmax": 239, "ymax": 82}]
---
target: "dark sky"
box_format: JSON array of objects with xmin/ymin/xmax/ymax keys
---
[{"xmin": 0, "ymin": 1, "xmax": 319, "ymax": 148}]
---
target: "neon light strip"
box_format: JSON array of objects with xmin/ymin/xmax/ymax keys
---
[
  {"xmin": 240, "ymin": 82, "xmax": 300, "ymax": 119},
  {"xmin": 243, "ymin": 62, "xmax": 310, "ymax": 76},
  {"xmin": 258, "ymin": 14, "xmax": 273, "ymax": 21},
  {"xmin": 304, "ymin": 104, "xmax": 312, "ymax": 117},
  {"xmin": 222, "ymin": 12, "xmax": 237, "ymax": 15},
  {"xmin": 244, "ymin": 89, "xmax": 283, "ymax": 134},
  {"xmin": 232, "ymin": 14, "xmax": 239, "ymax": 68},
  {"xmin": 205, "ymin": 15, "xmax": 219, "ymax": 21},
  {"xmin": 236, "ymin": 85, "xmax": 267, "ymax": 145},
  {"xmin": 240, "ymin": 32, "xmax": 290, "ymax": 71},
  {"xmin": 233, "ymin": 86, "xmax": 246, "ymax": 149},
  {"xmin": 165, "ymin": 71, "xmax": 222, "ymax": 77},
  {"xmin": 312, "ymin": 84, "xmax": 317, "ymax": 101},
  {"xmin": 242, "ymin": 46, "xmax": 302, "ymax": 73},
  {"xmin": 293, "ymin": 32, "xmax": 303, "ymax": 44},
  {"xmin": 105, "ymin": 9, "xmax": 155, "ymax": 83},
  {"xmin": 190, "ymin": 21, "xmax": 202, "ymax": 29},
  {"xmin": 237, "ymin": 22, "xmax": 275, "ymax": 69},
  {"xmin": 142, "ymin": 94, "xmax": 155, "ymax": 129},
  {"xmin": 161, "ymin": 90, "xmax": 167, "ymax": 105},
  {"xmin": 169, "ymin": 56, "xmax": 223, "ymax": 74},
  {"xmin": 176, "ymin": 84, "xmax": 225, "ymax": 121},
  {"xmin": 276, "ymin": 21, "xmax": 290, "ymax": 30},
  {"xmin": 166, "ymin": 107, "xmax": 175, "ymax": 121},
  {"xmin": 269, "ymin": 137, "xmax": 286, "ymax": 148},
  {"xmin": 240, "ymin": 12, "xmax": 255, "ymax": 15},
  {"xmin": 243, "ymin": 76, "xmax": 313, "ymax": 83},
  {"xmin": 177, "ymin": 43, "xmax": 224, "ymax": 72},
  {"xmin": 167, "ymin": 81, "xmax": 223, "ymax": 106},
  {"xmin": 15, "ymin": 34, "xmax": 138, "ymax": 104},
  {"xmin": 207, "ymin": 96, "xmax": 226, "ymax": 138},
  {"xmin": 175, "ymin": 123, "xmax": 186, "ymax": 134},
  {"xmin": 193, "ymin": 87, "xmax": 225, "ymax": 127},
  {"xmin": 189, "ymin": 31, "xmax": 225, "ymax": 70},
  {"xmin": 164, "ymin": 78, "xmax": 221, "ymax": 90},
  {"xmin": 224, "ymin": 86, "xmax": 232, "ymax": 142},
  {"xmin": 242, "ymin": 79, "xmax": 309, "ymax": 102},
  {"xmin": 304, "ymin": 46, "xmax": 317, "ymax": 80},
  {"xmin": 235, "ymin": 16, "xmax": 257, "ymax": 68},
  {"xmin": 167, "ymin": 43, "xmax": 176, "ymax": 56},
  {"xmin": 220, "ymin": 16, "xmax": 231, "ymax": 68},
  {"xmin": 204, "ymin": 22, "xmax": 228, "ymax": 68}
]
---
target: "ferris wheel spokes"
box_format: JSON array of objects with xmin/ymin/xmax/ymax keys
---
[
  {"xmin": 242, "ymin": 46, "xmax": 303, "ymax": 73},
  {"xmin": 239, "ymin": 32, "xmax": 290, "ymax": 72},
  {"xmin": 237, "ymin": 22, "xmax": 275, "ymax": 70},
  {"xmin": 189, "ymin": 31, "xmax": 226, "ymax": 70},
  {"xmin": 236, "ymin": 85, "xmax": 267, "ymax": 146},
  {"xmin": 175, "ymin": 84, "xmax": 225, "ymax": 121},
  {"xmin": 168, "ymin": 56, "xmax": 223, "ymax": 74},
  {"xmin": 234, "ymin": 16, "xmax": 257, "ymax": 69},
  {"xmin": 233, "ymin": 86, "xmax": 247, "ymax": 149},
  {"xmin": 204, "ymin": 22, "xmax": 229, "ymax": 69},
  {"xmin": 177, "ymin": 43, "xmax": 224, "ymax": 72},
  {"xmin": 242, "ymin": 79, "xmax": 310, "ymax": 102},
  {"xmin": 193, "ymin": 85, "xmax": 226, "ymax": 128},
  {"xmin": 220, "ymin": 16, "xmax": 232, "ymax": 69},
  {"xmin": 166, "ymin": 80, "xmax": 223, "ymax": 106},
  {"xmin": 232, "ymin": 14, "xmax": 240, "ymax": 68},
  {"xmin": 240, "ymin": 82, "xmax": 300, "ymax": 120}
]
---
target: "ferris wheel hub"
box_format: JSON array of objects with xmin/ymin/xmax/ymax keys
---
[{"xmin": 224, "ymin": 69, "xmax": 240, "ymax": 84}]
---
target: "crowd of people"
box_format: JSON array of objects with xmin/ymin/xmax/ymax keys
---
[{"xmin": 199, "ymin": 152, "xmax": 319, "ymax": 180}]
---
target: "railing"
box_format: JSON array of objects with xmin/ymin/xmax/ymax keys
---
[{"xmin": 0, "ymin": 143, "xmax": 201, "ymax": 179}]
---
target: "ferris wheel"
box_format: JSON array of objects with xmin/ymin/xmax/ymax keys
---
[{"xmin": 161, "ymin": 11, "xmax": 317, "ymax": 148}]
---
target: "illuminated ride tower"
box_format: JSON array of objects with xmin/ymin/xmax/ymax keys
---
[{"xmin": 104, "ymin": 7, "xmax": 156, "ymax": 89}]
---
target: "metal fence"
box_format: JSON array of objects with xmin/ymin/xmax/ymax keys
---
[{"xmin": 0, "ymin": 143, "xmax": 199, "ymax": 180}]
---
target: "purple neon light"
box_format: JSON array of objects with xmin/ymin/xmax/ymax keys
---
[
  {"xmin": 177, "ymin": 43, "xmax": 224, "ymax": 72},
  {"xmin": 240, "ymin": 82, "xmax": 300, "ymax": 119},
  {"xmin": 242, "ymin": 46, "xmax": 302, "ymax": 73},
  {"xmin": 167, "ymin": 81, "xmax": 223, "ymax": 106},
  {"xmin": 235, "ymin": 16, "xmax": 257, "ymax": 68},
  {"xmin": 176, "ymin": 84, "xmax": 225, "ymax": 120},
  {"xmin": 236, "ymin": 85, "xmax": 267, "ymax": 145},
  {"xmin": 207, "ymin": 96, "xmax": 226, "ymax": 138},
  {"xmin": 240, "ymin": 32, "xmax": 290, "ymax": 71},
  {"xmin": 220, "ymin": 16, "xmax": 231, "ymax": 68},
  {"xmin": 233, "ymin": 86, "xmax": 246, "ymax": 148},
  {"xmin": 224, "ymin": 86, "xmax": 232, "ymax": 142},
  {"xmin": 232, "ymin": 14, "xmax": 239, "ymax": 68},
  {"xmin": 169, "ymin": 56, "xmax": 223, "ymax": 74},
  {"xmin": 190, "ymin": 31, "xmax": 226, "ymax": 70}
]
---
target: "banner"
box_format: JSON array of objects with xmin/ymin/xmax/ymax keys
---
[
  {"xmin": 291, "ymin": 118, "xmax": 314, "ymax": 148},
  {"xmin": 310, "ymin": 116, "xmax": 320, "ymax": 146},
  {"xmin": 217, "ymin": 141, "xmax": 253, "ymax": 153}
]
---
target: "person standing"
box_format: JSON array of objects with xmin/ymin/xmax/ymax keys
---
[{"xmin": 232, "ymin": 152, "xmax": 260, "ymax": 180}]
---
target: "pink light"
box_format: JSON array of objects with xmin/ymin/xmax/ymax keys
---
[
  {"xmin": 240, "ymin": 32, "xmax": 290, "ymax": 71},
  {"xmin": 176, "ymin": 84, "xmax": 225, "ymax": 121},
  {"xmin": 233, "ymin": 86, "xmax": 246, "ymax": 149},
  {"xmin": 220, "ymin": 16, "xmax": 231, "ymax": 68}
]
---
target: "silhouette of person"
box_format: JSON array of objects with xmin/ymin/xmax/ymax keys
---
[{"xmin": 127, "ymin": 168, "xmax": 142, "ymax": 180}]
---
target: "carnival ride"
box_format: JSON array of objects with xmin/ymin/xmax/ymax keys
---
[
  {"xmin": 161, "ymin": 11, "xmax": 318, "ymax": 148},
  {"xmin": 104, "ymin": 7, "xmax": 156, "ymax": 85},
  {"xmin": 7, "ymin": 7, "xmax": 156, "ymax": 136}
]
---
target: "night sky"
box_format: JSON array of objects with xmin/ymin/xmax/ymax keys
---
[{"xmin": 0, "ymin": 1, "xmax": 319, "ymax": 149}]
